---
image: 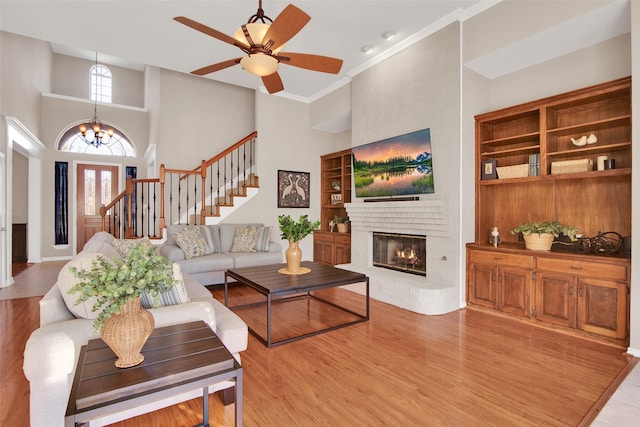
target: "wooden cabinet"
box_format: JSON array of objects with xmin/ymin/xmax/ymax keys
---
[
  {"xmin": 535, "ymin": 258, "xmax": 629, "ymax": 340},
  {"xmin": 468, "ymin": 75, "xmax": 632, "ymax": 347},
  {"xmin": 467, "ymin": 244, "xmax": 630, "ymax": 346},
  {"xmin": 314, "ymin": 149, "xmax": 352, "ymax": 265},
  {"xmin": 467, "ymin": 249, "xmax": 533, "ymax": 317},
  {"xmin": 313, "ymin": 231, "xmax": 351, "ymax": 265}
]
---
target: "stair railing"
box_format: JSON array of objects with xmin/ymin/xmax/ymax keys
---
[{"xmin": 100, "ymin": 132, "xmax": 257, "ymax": 239}]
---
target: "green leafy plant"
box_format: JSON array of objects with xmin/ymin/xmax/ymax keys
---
[
  {"xmin": 333, "ymin": 215, "xmax": 349, "ymax": 224},
  {"xmin": 510, "ymin": 221, "xmax": 579, "ymax": 241},
  {"xmin": 278, "ymin": 214, "xmax": 320, "ymax": 242},
  {"xmin": 68, "ymin": 242, "xmax": 176, "ymax": 329}
]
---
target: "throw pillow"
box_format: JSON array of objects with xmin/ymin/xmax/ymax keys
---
[
  {"xmin": 230, "ymin": 226, "xmax": 260, "ymax": 253},
  {"xmin": 172, "ymin": 227, "xmax": 209, "ymax": 259},
  {"xmin": 254, "ymin": 226, "xmax": 273, "ymax": 252},
  {"xmin": 82, "ymin": 231, "xmax": 115, "ymax": 253},
  {"xmin": 110, "ymin": 237, "xmax": 153, "ymax": 257},
  {"xmin": 58, "ymin": 252, "xmax": 106, "ymax": 320},
  {"xmin": 141, "ymin": 263, "xmax": 191, "ymax": 308},
  {"xmin": 198, "ymin": 225, "xmax": 216, "ymax": 254}
]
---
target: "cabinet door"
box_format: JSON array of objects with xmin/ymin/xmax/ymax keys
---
[
  {"xmin": 333, "ymin": 233, "xmax": 351, "ymax": 265},
  {"xmin": 535, "ymin": 273, "xmax": 576, "ymax": 328},
  {"xmin": 468, "ymin": 263, "xmax": 497, "ymax": 309},
  {"xmin": 498, "ymin": 267, "xmax": 531, "ymax": 317},
  {"xmin": 334, "ymin": 242, "xmax": 351, "ymax": 265},
  {"xmin": 577, "ymin": 278, "xmax": 628, "ymax": 339},
  {"xmin": 313, "ymin": 238, "xmax": 334, "ymax": 265}
]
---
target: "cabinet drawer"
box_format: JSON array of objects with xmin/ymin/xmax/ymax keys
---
[
  {"xmin": 334, "ymin": 233, "xmax": 351, "ymax": 245},
  {"xmin": 468, "ymin": 250, "xmax": 533, "ymax": 269},
  {"xmin": 313, "ymin": 232, "xmax": 334, "ymax": 243},
  {"xmin": 536, "ymin": 257, "xmax": 627, "ymax": 281}
]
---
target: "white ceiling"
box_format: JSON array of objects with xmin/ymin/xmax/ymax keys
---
[
  {"xmin": 0, "ymin": 0, "xmax": 487, "ymax": 101},
  {"xmin": 0, "ymin": 1, "xmax": 630, "ymax": 101}
]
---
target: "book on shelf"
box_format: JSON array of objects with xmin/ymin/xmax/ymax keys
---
[{"xmin": 529, "ymin": 154, "xmax": 540, "ymax": 176}]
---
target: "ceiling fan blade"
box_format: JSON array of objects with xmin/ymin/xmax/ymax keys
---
[
  {"xmin": 277, "ymin": 52, "xmax": 343, "ymax": 74},
  {"xmin": 191, "ymin": 58, "xmax": 242, "ymax": 76},
  {"xmin": 262, "ymin": 72, "xmax": 285, "ymax": 94},
  {"xmin": 174, "ymin": 16, "xmax": 250, "ymax": 51},
  {"xmin": 262, "ymin": 4, "xmax": 310, "ymax": 52}
]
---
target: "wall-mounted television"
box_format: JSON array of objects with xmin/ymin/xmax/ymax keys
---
[{"xmin": 352, "ymin": 128, "xmax": 434, "ymax": 198}]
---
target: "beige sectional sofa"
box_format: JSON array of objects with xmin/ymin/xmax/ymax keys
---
[
  {"xmin": 22, "ymin": 232, "xmax": 248, "ymax": 427},
  {"xmin": 159, "ymin": 223, "xmax": 283, "ymax": 285}
]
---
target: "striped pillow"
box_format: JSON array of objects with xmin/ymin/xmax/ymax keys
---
[
  {"xmin": 141, "ymin": 263, "xmax": 191, "ymax": 308},
  {"xmin": 254, "ymin": 226, "xmax": 272, "ymax": 252}
]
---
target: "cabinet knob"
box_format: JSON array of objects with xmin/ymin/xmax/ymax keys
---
[
  {"xmin": 579, "ymin": 287, "xmax": 583, "ymax": 297},
  {"xmin": 569, "ymin": 286, "xmax": 573, "ymax": 296},
  {"xmin": 570, "ymin": 266, "xmax": 583, "ymax": 270}
]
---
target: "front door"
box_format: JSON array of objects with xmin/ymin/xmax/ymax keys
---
[{"xmin": 77, "ymin": 164, "xmax": 118, "ymax": 250}]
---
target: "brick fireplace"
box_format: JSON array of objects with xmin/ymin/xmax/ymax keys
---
[{"xmin": 339, "ymin": 200, "xmax": 459, "ymax": 315}]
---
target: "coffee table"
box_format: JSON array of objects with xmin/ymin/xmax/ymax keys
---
[
  {"xmin": 65, "ymin": 321, "xmax": 242, "ymax": 427},
  {"xmin": 224, "ymin": 261, "xmax": 369, "ymax": 347}
]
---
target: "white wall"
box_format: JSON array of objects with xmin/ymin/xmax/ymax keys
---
[
  {"xmin": 153, "ymin": 68, "xmax": 255, "ymax": 171},
  {"xmin": 11, "ymin": 151, "xmax": 28, "ymax": 223},
  {"xmin": 227, "ymin": 90, "xmax": 350, "ymax": 259},
  {"xmin": 52, "ymin": 54, "xmax": 145, "ymax": 108}
]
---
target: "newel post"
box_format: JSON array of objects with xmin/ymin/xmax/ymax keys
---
[{"xmin": 124, "ymin": 176, "xmax": 135, "ymax": 238}]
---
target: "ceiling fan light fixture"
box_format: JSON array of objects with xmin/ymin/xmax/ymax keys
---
[
  {"xmin": 240, "ymin": 53, "xmax": 280, "ymax": 76},
  {"xmin": 234, "ymin": 23, "xmax": 285, "ymax": 54}
]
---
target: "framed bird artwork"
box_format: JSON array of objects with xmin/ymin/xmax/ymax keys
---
[{"xmin": 278, "ymin": 170, "xmax": 310, "ymax": 208}]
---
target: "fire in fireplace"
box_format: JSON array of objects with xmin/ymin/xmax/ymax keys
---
[{"xmin": 372, "ymin": 232, "xmax": 426, "ymax": 276}]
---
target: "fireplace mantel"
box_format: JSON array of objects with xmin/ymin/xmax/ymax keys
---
[{"xmin": 345, "ymin": 200, "xmax": 449, "ymax": 237}]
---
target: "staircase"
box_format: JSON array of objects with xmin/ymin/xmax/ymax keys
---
[{"xmin": 100, "ymin": 132, "xmax": 258, "ymax": 239}]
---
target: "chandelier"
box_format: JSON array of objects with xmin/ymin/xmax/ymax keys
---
[{"xmin": 79, "ymin": 53, "xmax": 113, "ymax": 147}]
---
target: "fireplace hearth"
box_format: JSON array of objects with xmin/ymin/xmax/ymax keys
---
[{"xmin": 372, "ymin": 232, "xmax": 426, "ymax": 276}]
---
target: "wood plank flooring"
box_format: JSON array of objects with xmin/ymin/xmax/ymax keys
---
[{"xmin": 1, "ymin": 262, "xmax": 632, "ymax": 426}]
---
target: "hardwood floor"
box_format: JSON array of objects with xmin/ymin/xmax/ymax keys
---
[{"xmin": 1, "ymin": 262, "xmax": 632, "ymax": 426}]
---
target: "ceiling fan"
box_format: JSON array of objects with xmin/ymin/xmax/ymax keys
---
[{"xmin": 174, "ymin": 1, "xmax": 344, "ymax": 94}]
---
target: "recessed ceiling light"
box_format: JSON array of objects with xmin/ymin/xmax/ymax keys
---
[
  {"xmin": 361, "ymin": 45, "xmax": 375, "ymax": 54},
  {"xmin": 382, "ymin": 31, "xmax": 397, "ymax": 41}
]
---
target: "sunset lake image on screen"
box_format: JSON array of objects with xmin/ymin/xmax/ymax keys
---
[{"xmin": 352, "ymin": 128, "xmax": 434, "ymax": 198}]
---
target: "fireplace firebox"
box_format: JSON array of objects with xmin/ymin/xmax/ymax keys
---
[{"xmin": 372, "ymin": 232, "xmax": 426, "ymax": 276}]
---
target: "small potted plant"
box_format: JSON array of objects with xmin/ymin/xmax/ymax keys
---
[
  {"xmin": 333, "ymin": 215, "xmax": 350, "ymax": 233},
  {"xmin": 278, "ymin": 214, "xmax": 320, "ymax": 273},
  {"xmin": 510, "ymin": 221, "xmax": 578, "ymax": 251},
  {"xmin": 68, "ymin": 241, "xmax": 176, "ymax": 367}
]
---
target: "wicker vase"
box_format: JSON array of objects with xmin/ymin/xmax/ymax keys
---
[
  {"xmin": 100, "ymin": 296, "xmax": 155, "ymax": 368},
  {"xmin": 523, "ymin": 233, "xmax": 555, "ymax": 251},
  {"xmin": 285, "ymin": 241, "xmax": 302, "ymax": 273}
]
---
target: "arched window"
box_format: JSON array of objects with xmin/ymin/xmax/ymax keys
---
[
  {"xmin": 91, "ymin": 64, "xmax": 112, "ymax": 103},
  {"xmin": 57, "ymin": 124, "xmax": 136, "ymax": 157}
]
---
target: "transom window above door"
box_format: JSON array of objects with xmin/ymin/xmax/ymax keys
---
[{"xmin": 57, "ymin": 124, "xmax": 136, "ymax": 157}]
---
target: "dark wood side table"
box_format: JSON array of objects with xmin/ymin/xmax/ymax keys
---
[{"xmin": 65, "ymin": 321, "xmax": 242, "ymax": 427}]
